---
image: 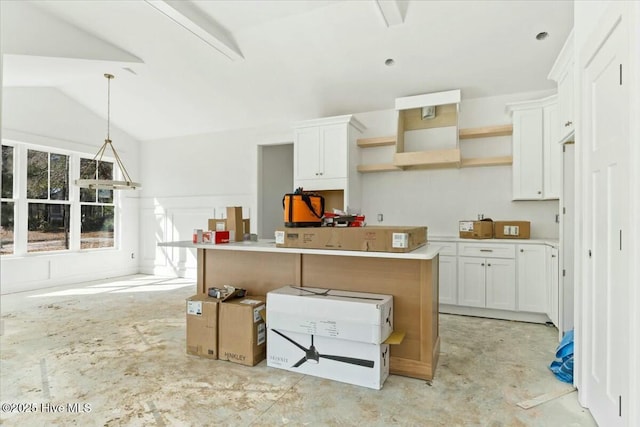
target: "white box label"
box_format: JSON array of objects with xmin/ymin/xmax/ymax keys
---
[
  {"xmin": 257, "ymin": 323, "xmax": 266, "ymax": 345},
  {"xmin": 187, "ymin": 301, "xmax": 202, "ymax": 316},
  {"xmin": 392, "ymin": 232, "xmax": 409, "ymax": 248},
  {"xmin": 503, "ymin": 225, "xmax": 520, "ymax": 236},
  {"xmin": 253, "ymin": 304, "xmax": 266, "ymax": 323},
  {"xmin": 459, "ymin": 221, "xmax": 474, "ymax": 232},
  {"xmin": 274, "ymin": 230, "xmax": 285, "ymax": 244}
]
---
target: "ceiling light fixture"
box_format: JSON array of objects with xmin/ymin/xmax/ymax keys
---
[{"xmin": 75, "ymin": 74, "xmax": 141, "ymax": 190}]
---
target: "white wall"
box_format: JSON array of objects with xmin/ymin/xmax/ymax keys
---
[
  {"xmin": 357, "ymin": 90, "xmax": 560, "ymax": 238},
  {"xmin": 1, "ymin": 87, "xmax": 141, "ymax": 294},
  {"xmin": 138, "ymin": 124, "xmax": 293, "ymax": 278}
]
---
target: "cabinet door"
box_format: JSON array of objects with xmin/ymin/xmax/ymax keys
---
[
  {"xmin": 512, "ymin": 109, "xmax": 544, "ymax": 199},
  {"xmin": 557, "ymin": 63, "xmax": 574, "ymax": 142},
  {"xmin": 517, "ymin": 244, "xmax": 548, "ymax": 313},
  {"xmin": 320, "ymin": 124, "xmax": 348, "ymax": 179},
  {"xmin": 458, "ymin": 257, "xmax": 486, "ymax": 308},
  {"xmin": 485, "ymin": 258, "xmax": 516, "ymax": 310},
  {"xmin": 294, "ymin": 127, "xmax": 321, "ymax": 180},
  {"xmin": 543, "ymin": 103, "xmax": 562, "ymax": 199},
  {"xmin": 547, "ymin": 246, "xmax": 559, "ymax": 327},
  {"xmin": 438, "ymin": 255, "xmax": 457, "ymax": 305}
]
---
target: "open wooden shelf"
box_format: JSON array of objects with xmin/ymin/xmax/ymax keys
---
[
  {"xmin": 460, "ymin": 156, "xmax": 513, "ymax": 168},
  {"xmin": 459, "ymin": 124, "xmax": 513, "ymax": 139},
  {"xmin": 357, "ymin": 163, "xmax": 402, "ymax": 173},
  {"xmin": 357, "ymin": 136, "xmax": 396, "ymax": 148},
  {"xmin": 393, "ymin": 148, "xmax": 461, "ymax": 168}
]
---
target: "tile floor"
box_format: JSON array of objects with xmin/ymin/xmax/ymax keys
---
[{"xmin": 0, "ymin": 275, "xmax": 596, "ymax": 426}]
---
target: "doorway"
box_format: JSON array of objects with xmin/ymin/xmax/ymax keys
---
[{"xmin": 257, "ymin": 143, "xmax": 293, "ymax": 239}]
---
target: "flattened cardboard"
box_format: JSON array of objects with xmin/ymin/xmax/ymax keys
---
[
  {"xmin": 267, "ymin": 329, "xmax": 390, "ymax": 390},
  {"xmin": 274, "ymin": 226, "xmax": 427, "ymax": 253},
  {"xmin": 267, "ymin": 286, "xmax": 393, "ymax": 344},
  {"xmin": 226, "ymin": 207, "xmax": 244, "ymax": 242},
  {"xmin": 186, "ymin": 294, "xmax": 219, "ymax": 359},
  {"xmin": 218, "ymin": 296, "xmax": 267, "ymax": 366}
]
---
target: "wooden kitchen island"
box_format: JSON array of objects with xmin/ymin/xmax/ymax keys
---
[{"xmin": 173, "ymin": 240, "xmax": 441, "ymax": 381}]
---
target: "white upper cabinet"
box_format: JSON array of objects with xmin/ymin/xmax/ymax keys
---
[
  {"xmin": 507, "ymin": 95, "xmax": 561, "ymax": 200},
  {"xmin": 292, "ymin": 114, "xmax": 365, "ymax": 211},
  {"xmin": 548, "ymin": 29, "xmax": 575, "ymax": 144}
]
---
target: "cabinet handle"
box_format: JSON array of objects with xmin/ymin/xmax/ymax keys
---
[
  {"xmin": 537, "ymin": 191, "xmax": 542, "ymax": 194},
  {"xmin": 480, "ymin": 249, "xmax": 493, "ymax": 252},
  {"xmin": 481, "ymin": 263, "xmax": 485, "ymax": 267},
  {"xmin": 551, "ymin": 254, "xmax": 556, "ymax": 258},
  {"xmin": 488, "ymin": 263, "xmax": 491, "ymax": 267},
  {"xmin": 565, "ymin": 121, "xmax": 573, "ymax": 127},
  {"xmin": 520, "ymin": 249, "xmax": 524, "ymax": 252}
]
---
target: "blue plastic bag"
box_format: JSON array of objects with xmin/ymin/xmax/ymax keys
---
[{"xmin": 549, "ymin": 329, "xmax": 574, "ymax": 383}]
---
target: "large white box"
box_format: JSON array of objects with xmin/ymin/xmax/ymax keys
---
[
  {"xmin": 267, "ymin": 328, "xmax": 390, "ymax": 390},
  {"xmin": 266, "ymin": 286, "xmax": 393, "ymax": 344}
]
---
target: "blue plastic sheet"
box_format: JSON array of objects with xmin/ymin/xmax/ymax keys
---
[{"xmin": 549, "ymin": 329, "xmax": 574, "ymax": 383}]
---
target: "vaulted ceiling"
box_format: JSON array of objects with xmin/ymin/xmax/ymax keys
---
[{"xmin": 1, "ymin": 0, "xmax": 573, "ymax": 141}]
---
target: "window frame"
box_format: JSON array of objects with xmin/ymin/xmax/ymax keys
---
[{"xmin": 0, "ymin": 140, "xmax": 120, "ymax": 257}]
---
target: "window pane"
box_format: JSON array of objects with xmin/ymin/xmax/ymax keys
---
[
  {"xmin": 1, "ymin": 145, "xmax": 13, "ymax": 198},
  {"xmin": 81, "ymin": 205, "xmax": 114, "ymax": 249},
  {"xmin": 50, "ymin": 153, "xmax": 69, "ymax": 200},
  {"xmin": 1, "ymin": 201, "xmax": 14, "ymax": 255},
  {"xmin": 98, "ymin": 161, "xmax": 114, "ymax": 203},
  {"xmin": 27, "ymin": 150, "xmax": 48, "ymax": 199},
  {"xmin": 80, "ymin": 158, "xmax": 97, "ymax": 202},
  {"xmin": 28, "ymin": 203, "xmax": 70, "ymax": 252}
]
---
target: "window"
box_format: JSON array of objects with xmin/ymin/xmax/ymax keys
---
[
  {"xmin": 27, "ymin": 149, "xmax": 71, "ymax": 252},
  {"xmin": 80, "ymin": 158, "xmax": 115, "ymax": 249},
  {"xmin": 1, "ymin": 145, "xmax": 14, "ymax": 255},
  {"xmin": 0, "ymin": 142, "xmax": 120, "ymax": 256}
]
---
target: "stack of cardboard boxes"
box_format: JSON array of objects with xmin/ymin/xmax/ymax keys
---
[
  {"xmin": 265, "ymin": 285, "xmax": 397, "ymax": 390},
  {"xmin": 459, "ymin": 219, "xmax": 531, "ymax": 239},
  {"xmin": 208, "ymin": 207, "xmax": 251, "ymax": 242},
  {"xmin": 186, "ymin": 293, "xmax": 267, "ymax": 366}
]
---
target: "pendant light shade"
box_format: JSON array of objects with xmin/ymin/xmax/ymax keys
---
[{"xmin": 75, "ymin": 73, "xmax": 141, "ymax": 190}]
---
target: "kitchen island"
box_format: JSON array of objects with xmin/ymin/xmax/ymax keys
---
[{"xmin": 161, "ymin": 240, "xmax": 441, "ymax": 381}]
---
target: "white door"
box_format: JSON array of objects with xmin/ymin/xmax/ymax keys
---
[
  {"xmin": 512, "ymin": 108, "xmax": 543, "ymax": 200},
  {"xmin": 517, "ymin": 245, "xmax": 548, "ymax": 313},
  {"xmin": 485, "ymin": 258, "xmax": 516, "ymax": 311},
  {"xmin": 458, "ymin": 257, "xmax": 486, "ymax": 308},
  {"xmin": 581, "ymin": 9, "xmax": 629, "ymax": 426},
  {"xmin": 294, "ymin": 127, "xmax": 321, "ymax": 181},
  {"xmin": 320, "ymin": 124, "xmax": 348, "ymax": 179},
  {"xmin": 561, "ymin": 143, "xmax": 575, "ymax": 333},
  {"xmin": 438, "ymin": 255, "xmax": 457, "ymax": 305}
]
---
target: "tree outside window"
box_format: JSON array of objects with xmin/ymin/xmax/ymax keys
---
[
  {"xmin": 80, "ymin": 158, "xmax": 115, "ymax": 249},
  {"xmin": 1, "ymin": 145, "xmax": 15, "ymax": 255}
]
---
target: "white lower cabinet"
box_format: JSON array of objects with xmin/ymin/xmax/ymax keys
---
[
  {"xmin": 458, "ymin": 256, "xmax": 515, "ymax": 310},
  {"xmin": 438, "ymin": 240, "xmax": 559, "ymax": 324},
  {"xmin": 438, "ymin": 255, "xmax": 458, "ymax": 305},
  {"xmin": 516, "ymin": 244, "xmax": 548, "ymax": 313}
]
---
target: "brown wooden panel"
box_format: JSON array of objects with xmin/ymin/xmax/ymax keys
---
[
  {"xmin": 200, "ymin": 250, "xmax": 300, "ymax": 296},
  {"xmin": 301, "ymin": 254, "xmax": 425, "ymax": 361}
]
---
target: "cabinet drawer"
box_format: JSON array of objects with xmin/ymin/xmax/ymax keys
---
[
  {"xmin": 430, "ymin": 241, "xmax": 457, "ymax": 256},
  {"xmin": 458, "ymin": 242, "xmax": 515, "ymax": 259}
]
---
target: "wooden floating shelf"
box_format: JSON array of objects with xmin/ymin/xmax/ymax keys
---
[
  {"xmin": 460, "ymin": 156, "xmax": 513, "ymax": 168},
  {"xmin": 393, "ymin": 148, "xmax": 461, "ymax": 168},
  {"xmin": 357, "ymin": 136, "xmax": 396, "ymax": 148},
  {"xmin": 357, "ymin": 163, "xmax": 403, "ymax": 173},
  {"xmin": 459, "ymin": 124, "xmax": 513, "ymax": 139}
]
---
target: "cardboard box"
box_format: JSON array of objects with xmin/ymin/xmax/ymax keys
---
[
  {"xmin": 209, "ymin": 215, "xmax": 250, "ymax": 240},
  {"xmin": 267, "ymin": 286, "xmax": 393, "ymax": 344},
  {"xmin": 267, "ymin": 329, "xmax": 390, "ymax": 390},
  {"xmin": 274, "ymin": 226, "xmax": 427, "ymax": 253},
  {"xmin": 218, "ymin": 296, "xmax": 267, "ymax": 366},
  {"xmin": 459, "ymin": 220, "xmax": 494, "ymax": 239},
  {"xmin": 226, "ymin": 207, "xmax": 244, "ymax": 242},
  {"xmin": 186, "ymin": 294, "xmax": 219, "ymax": 359},
  {"xmin": 202, "ymin": 230, "xmax": 230, "ymax": 244},
  {"xmin": 493, "ymin": 221, "xmax": 531, "ymax": 239}
]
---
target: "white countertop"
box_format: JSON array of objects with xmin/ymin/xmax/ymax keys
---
[
  {"xmin": 429, "ymin": 235, "xmax": 559, "ymax": 246},
  {"xmin": 158, "ymin": 239, "xmax": 442, "ymax": 260}
]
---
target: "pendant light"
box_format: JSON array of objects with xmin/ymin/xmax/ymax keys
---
[{"xmin": 75, "ymin": 73, "xmax": 141, "ymax": 190}]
